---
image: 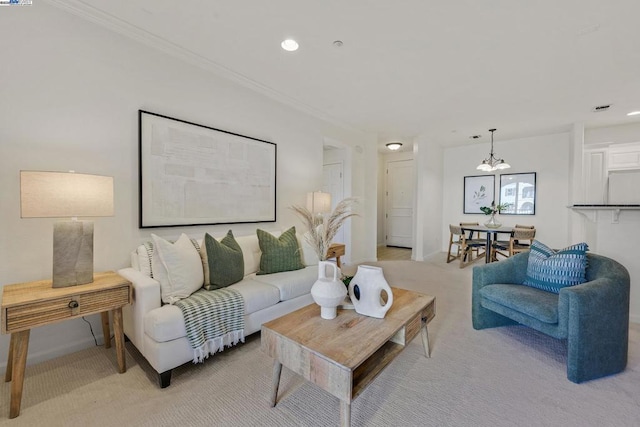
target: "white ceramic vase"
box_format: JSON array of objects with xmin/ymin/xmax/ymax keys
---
[
  {"xmin": 348, "ymin": 265, "xmax": 393, "ymax": 318},
  {"xmin": 311, "ymin": 261, "xmax": 347, "ymax": 319}
]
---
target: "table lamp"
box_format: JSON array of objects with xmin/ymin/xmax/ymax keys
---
[
  {"xmin": 20, "ymin": 170, "xmax": 114, "ymax": 288},
  {"xmin": 306, "ymin": 191, "xmax": 331, "ymax": 215}
]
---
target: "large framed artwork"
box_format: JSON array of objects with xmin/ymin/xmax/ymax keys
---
[
  {"xmin": 499, "ymin": 172, "xmax": 536, "ymax": 215},
  {"xmin": 139, "ymin": 110, "xmax": 277, "ymax": 228},
  {"xmin": 463, "ymin": 175, "xmax": 495, "ymax": 214}
]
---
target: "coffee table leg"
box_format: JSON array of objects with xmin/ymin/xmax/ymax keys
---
[
  {"xmin": 270, "ymin": 361, "xmax": 282, "ymax": 407},
  {"xmin": 340, "ymin": 401, "xmax": 351, "ymax": 427},
  {"xmin": 421, "ymin": 324, "xmax": 431, "ymax": 358}
]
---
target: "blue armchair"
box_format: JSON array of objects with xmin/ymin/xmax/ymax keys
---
[{"xmin": 472, "ymin": 252, "xmax": 630, "ymax": 383}]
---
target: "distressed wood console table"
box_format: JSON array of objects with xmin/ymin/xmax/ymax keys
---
[{"xmin": 1, "ymin": 271, "xmax": 131, "ymax": 418}]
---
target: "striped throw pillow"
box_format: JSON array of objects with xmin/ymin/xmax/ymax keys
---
[{"xmin": 523, "ymin": 240, "xmax": 588, "ymax": 293}]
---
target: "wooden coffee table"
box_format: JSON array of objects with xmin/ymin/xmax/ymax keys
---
[{"xmin": 261, "ymin": 287, "xmax": 435, "ymax": 426}]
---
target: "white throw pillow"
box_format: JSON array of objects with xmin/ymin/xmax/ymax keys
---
[{"xmin": 152, "ymin": 233, "xmax": 204, "ymax": 304}]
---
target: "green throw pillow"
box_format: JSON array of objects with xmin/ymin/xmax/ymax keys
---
[
  {"xmin": 256, "ymin": 227, "xmax": 305, "ymax": 275},
  {"xmin": 201, "ymin": 230, "xmax": 244, "ymax": 290}
]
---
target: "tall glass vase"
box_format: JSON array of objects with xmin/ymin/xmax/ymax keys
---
[{"xmin": 484, "ymin": 213, "xmax": 501, "ymax": 228}]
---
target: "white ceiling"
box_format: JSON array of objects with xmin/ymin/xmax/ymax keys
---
[{"xmin": 51, "ymin": 0, "xmax": 640, "ymax": 151}]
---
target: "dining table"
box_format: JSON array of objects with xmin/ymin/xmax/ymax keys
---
[{"xmin": 459, "ymin": 225, "xmax": 514, "ymax": 263}]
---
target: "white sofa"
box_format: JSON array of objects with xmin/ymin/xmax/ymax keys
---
[{"xmin": 117, "ymin": 229, "xmax": 319, "ymax": 387}]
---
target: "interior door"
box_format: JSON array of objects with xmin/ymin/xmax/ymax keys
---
[
  {"xmin": 386, "ymin": 159, "xmax": 414, "ymax": 248},
  {"xmin": 322, "ymin": 162, "xmax": 345, "ymax": 243}
]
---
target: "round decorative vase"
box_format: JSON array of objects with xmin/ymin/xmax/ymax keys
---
[
  {"xmin": 484, "ymin": 213, "xmax": 501, "ymax": 229},
  {"xmin": 348, "ymin": 265, "xmax": 393, "ymax": 319},
  {"xmin": 311, "ymin": 261, "xmax": 347, "ymax": 319}
]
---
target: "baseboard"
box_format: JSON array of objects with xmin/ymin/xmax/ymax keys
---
[{"xmin": 0, "ymin": 336, "xmax": 100, "ymax": 372}]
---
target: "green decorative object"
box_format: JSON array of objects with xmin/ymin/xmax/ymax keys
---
[
  {"xmin": 480, "ymin": 201, "xmax": 509, "ymax": 229},
  {"xmin": 256, "ymin": 227, "xmax": 305, "ymax": 275},
  {"xmin": 201, "ymin": 231, "xmax": 244, "ymax": 290}
]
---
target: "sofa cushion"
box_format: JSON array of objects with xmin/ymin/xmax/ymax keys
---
[
  {"xmin": 235, "ymin": 233, "xmax": 265, "ymax": 276},
  {"xmin": 296, "ymin": 234, "xmax": 320, "ymax": 266},
  {"xmin": 523, "ymin": 241, "xmax": 588, "ymax": 293},
  {"xmin": 227, "ymin": 278, "xmax": 281, "ymax": 314},
  {"xmin": 253, "ymin": 265, "xmax": 318, "ymax": 301},
  {"xmin": 201, "ymin": 230, "xmax": 244, "ymax": 290},
  {"xmin": 480, "ymin": 284, "xmax": 559, "ymax": 324},
  {"xmin": 256, "ymin": 227, "xmax": 305, "ymax": 275},
  {"xmin": 144, "ymin": 278, "xmax": 280, "ymax": 343},
  {"xmin": 152, "ymin": 233, "xmax": 204, "ymax": 304},
  {"xmin": 144, "ymin": 305, "xmax": 187, "ymax": 342}
]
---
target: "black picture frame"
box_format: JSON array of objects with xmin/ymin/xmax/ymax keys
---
[
  {"xmin": 464, "ymin": 175, "xmax": 495, "ymax": 214},
  {"xmin": 139, "ymin": 110, "xmax": 277, "ymax": 228},
  {"xmin": 498, "ymin": 172, "xmax": 536, "ymax": 215}
]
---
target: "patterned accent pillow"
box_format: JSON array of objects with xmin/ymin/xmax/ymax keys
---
[
  {"xmin": 256, "ymin": 227, "xmax": 305, "ymax": 275},
  {"xmin": 523, "ymin": 240, "xmax": 589, "ymax": 293},
  {"xmin": 201, "ymin": 230, "xmax": 244, "ymax": 290}
]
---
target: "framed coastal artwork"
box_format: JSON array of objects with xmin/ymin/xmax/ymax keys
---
[
  {"xmin": 463, "ymin": 175, "xmax": 495, "ymax": 214},
  {"xmin": 139, "ymin": 110, "xmax": 277, "ymax": 228},
  {"xmin": 499, "ymin": 172, "xmax": 536, "ymax": 215}
]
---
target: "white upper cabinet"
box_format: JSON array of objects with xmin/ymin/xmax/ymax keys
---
[{"xmin": 608, "ymin": 142, "xmax": 640, "ymax": 171}]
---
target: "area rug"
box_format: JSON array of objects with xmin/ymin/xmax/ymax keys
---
[{"xmin": 1, "ymin": 256, "xmax": 638, "ymax": 426}]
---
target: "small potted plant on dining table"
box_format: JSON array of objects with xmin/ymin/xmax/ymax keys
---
[{"xmin": 480, "ymin": 201, "xmax": 510, "ymax": 228}]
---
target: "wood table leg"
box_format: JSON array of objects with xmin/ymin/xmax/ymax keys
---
[
  {"xmin": 10, "ymin": 330, "xmax": 30, "ymax": 419},
  {"xmin": 421, "ymin": 324, "xmax": 431, "ymax": 358},
  {"xmin": 340, "ymin": 400, "xmax": 351, "ymax": 427},
  {"xmin": 5, "ymin": 333, "xmax": 16, "ymax": 382},
  {"xmin": 270, "ymin": 361, "xmax": 282, "ymax": 407},
  {"xmin": 112, "ymin": 308, "xmax": 126, "ymax": 373},
  {"xmin": 101, "ymin": 312, "xmax": 111, "ymax": 349}
]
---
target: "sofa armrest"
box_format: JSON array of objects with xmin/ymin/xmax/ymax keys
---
[
  {"xmin": 118, "ymin": 267, "xmax": 162, "ymax": 352},
  {"xmin": 560, "ymin": 272, "xmax": 630, "ymax": 382},
  {"xmin": 471, "ymin": 252, "xmax": 529, "ymax": 330}
]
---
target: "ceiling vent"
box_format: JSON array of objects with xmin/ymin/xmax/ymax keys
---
[{"xmin": 592, "ymin": 104, "xmax": 612, "ymax": 112}]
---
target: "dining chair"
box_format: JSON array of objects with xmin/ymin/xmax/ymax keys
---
[
  {"xmin": 514, "ymin": 224, "xmax": 535, "ymax": 229},
  {"xmin": 492, "ymin": 227, "xmax": 536, "ymax": 261},
  {"xmin": 447, "ymin": 225, "xmax": 487, "ymax": 268},
  {"xmin": 460, "ymin": 222, "xmax": 485, "ymax": 259}
]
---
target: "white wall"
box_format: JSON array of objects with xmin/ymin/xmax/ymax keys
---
[
  {"xmin": 585, "ymin": 122, "xmax": 640, "ymax": 146},
  {"xmin": 442, "ymin": 132, "xmax": 571, "ymax": 250},
  {"xmin": 0, "ymin": 4, "xmax": 374, "ymax": 367},
  {"xmin": 414, "ymin": 137, "xmax": 444, "ymax": 260},
  {"xmin": 579, "ymin": 122, "xmax": 640, "ymax": 322}
]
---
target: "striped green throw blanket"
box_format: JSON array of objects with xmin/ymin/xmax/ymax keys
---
[{"xmin": 174, "ymin": 288, "xmax": 245, "ymax": 363}]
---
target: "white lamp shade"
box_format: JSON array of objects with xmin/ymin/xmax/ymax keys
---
[
  {"xmin": 306, "ymin": 191, "xmax": 332, "ymax": 214},
  {"xmin": 20, "ymin": 171, "xmax": 114, "ymax": 218}
]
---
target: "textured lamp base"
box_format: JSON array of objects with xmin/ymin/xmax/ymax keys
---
[{"xmin": 52, "ymin": 221, "xmax": 94, "ymax": 287}]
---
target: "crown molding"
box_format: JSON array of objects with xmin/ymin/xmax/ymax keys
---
[{"xmin": 45, "ymin": 0, "xmax": 362, "ymax": 133}]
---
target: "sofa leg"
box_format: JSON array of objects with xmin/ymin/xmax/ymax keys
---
[{"xmin": 158, "ymin": 370, "xmax": 172, "ymax": 388}]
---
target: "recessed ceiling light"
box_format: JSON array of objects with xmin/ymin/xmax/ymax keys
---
[
  {"xmin": 281, "ymin": 39, "xmax": 299, "ymax": 52},
  {"xmin": 627, "ymin": 111, "xmax": 640, "ymax": 116},
  {"xmin": 386, "ymin": 142, "xmax": 403, "ymax": 151}
]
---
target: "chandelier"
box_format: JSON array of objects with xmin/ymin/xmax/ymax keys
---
[{"xmin": 477, "ymin": 128, "xmax": 510, "ymax": 172}]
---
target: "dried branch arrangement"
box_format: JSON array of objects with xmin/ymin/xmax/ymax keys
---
[{"xmin": 290, "ymin": 197, "xmax": 358, "ymax": 261}]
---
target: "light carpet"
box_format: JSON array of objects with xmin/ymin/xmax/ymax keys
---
[{"xmin": 1, "ymin": 255, "xmax": 639, "ymax": 426}]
